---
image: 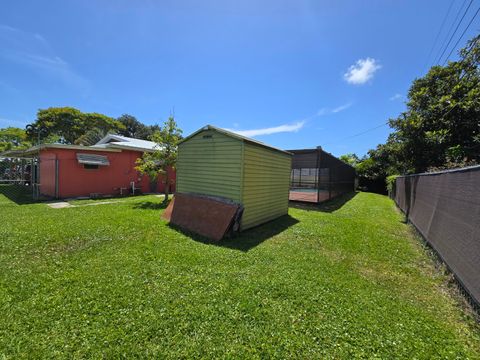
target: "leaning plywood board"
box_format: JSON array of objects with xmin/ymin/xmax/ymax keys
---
[{"xmin": 163, "ymin": 193, "xmax": 242, "ymax": 241}]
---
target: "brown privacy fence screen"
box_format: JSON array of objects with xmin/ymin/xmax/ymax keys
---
[
  {"xmin": 289, "ymin": 148, "xmax": 355, "ymax": 203},
  {"xmin": 392, "ymin": 166, "xmax": 480, "ymax": 307}
]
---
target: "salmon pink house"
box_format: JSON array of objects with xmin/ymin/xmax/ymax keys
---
[{"xmin": 8, "ymin": 134, "xmax": 175, "ymax": 199}]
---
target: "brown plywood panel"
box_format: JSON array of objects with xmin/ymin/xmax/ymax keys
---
[
  {"xmin": 167, "ymin": 193, "xmax": 240, "ymax": 241},
  {"xmin": 162, "ymin": 197, "xmax": 175, "ymax": 221}
]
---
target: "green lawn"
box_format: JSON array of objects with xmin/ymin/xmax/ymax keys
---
[{"xmin": 0, "ymin": 189, "xmax": 479, "ymax": 358}]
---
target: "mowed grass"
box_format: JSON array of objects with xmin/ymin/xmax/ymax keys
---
[{"xmin": 0, "ymin": 189, "xmax": 479, "ymax": 359}]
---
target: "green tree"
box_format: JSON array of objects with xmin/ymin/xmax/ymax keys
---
[
  {"xmin": 75, "ymin": 128, "xmax": 110, "ymax": 146},
  {"xmin": 116, "ymin": 114, "xmax": 159, "ymax": 140},
  {"xmin": 339, "ymin": 153, "xmax": 361, "ymax": 167},
  {"xmin": 388, "ymin": 35, "xmax": 480, "ymax": 173},
  {"xmin": 357, "ymin": 34, "xmax": 480, "ymax": 190},
  {"xmin": 135, "ymin": 116, "xmax": 182, "ymax": 201},
  {"xmin": 26, "ymin": 107, "xmax": 124, "ymax": 144},
  {"xmin": 84, "ymin": 112, "xmax": 123, "ymax": 135},
  {"xmin": 118, "ymin": 114, "xmax": 147, "ymax": 139},
  {"xmin": 0, "ymin": 127, "xmax": 30, "ymax": 152}
]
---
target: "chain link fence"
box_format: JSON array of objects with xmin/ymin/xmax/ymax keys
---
[{"xmin": 0, "ymin": 157, "xmax": 39, "ymax": 203}]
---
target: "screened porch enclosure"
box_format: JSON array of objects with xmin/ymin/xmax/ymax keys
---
[{"xmin": 288, "ymin": 148, "xmax": 356, "ymax": 203}]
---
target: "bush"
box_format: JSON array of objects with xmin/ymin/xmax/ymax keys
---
[{"xmin": 386, "ymin": 174, "xmax": 399, "ymax": 195}]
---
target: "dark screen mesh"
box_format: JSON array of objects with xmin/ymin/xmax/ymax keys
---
[
  {"xmin": 393, "ymin": 166, "xmax": 480, "ymax": 306},
  {"xmin": 288, "ymin": 148, "xmax": 355, "ymax": 203}
]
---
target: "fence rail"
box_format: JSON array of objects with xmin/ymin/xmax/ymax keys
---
[{"xmin": 392, "ymin": 165, "xmax": 480, "ymax": 307}]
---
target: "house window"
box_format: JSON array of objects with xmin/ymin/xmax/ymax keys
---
[{"xmin": 84, "ymin": 164, "xmax": 99, "ymax": 170}]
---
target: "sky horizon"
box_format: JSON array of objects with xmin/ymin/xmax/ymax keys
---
[{"xmin": 1, "ymin": 1, "xmax": 478, "ymax": 157}]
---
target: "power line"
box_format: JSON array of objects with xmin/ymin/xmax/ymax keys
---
[
  {"xmin": 330, "ymin": 29, "xmax": 479, "ymax": 150},
  {"xmin": 436, "ymin": 37, "xmax": 480, "ymax": 120},
  {"xmin": 322, "ymin": 122, "xmax": 389, "ymax": 146},
  {"xmin": 442, "ymin": 6, "xmax": 480, "ymax": 65},
  {"xmin": 330, "ymin": 42, "xmax": 478, "ymax": 148},
  {"xmin": 435, "ymin": 0, "xmax": 475, "ymax": 65},
  {"xmin": 424, "ymin": 0, "xmax": 457, "ymax": 71},
  {"xmin": 432, "ymin": 0, "xmax": 469, "ymax": 66}
]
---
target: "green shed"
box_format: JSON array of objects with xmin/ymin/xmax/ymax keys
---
[{"xmin": 177, "ymin": 125, "xmax": 292, "ymax": 230}]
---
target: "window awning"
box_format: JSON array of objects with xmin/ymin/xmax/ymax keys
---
[{"xmin": 76, "ymin": 153, "xmax": 110, "ymax": 166}]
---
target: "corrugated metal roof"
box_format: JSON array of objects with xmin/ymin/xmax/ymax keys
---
[
  {"xmin": 94, "ymin": 134, "xmax": 160, "ymax": 152},
  {"xmin": 76, "ymin": 153, "xmax": 110, "ymax": 166}
]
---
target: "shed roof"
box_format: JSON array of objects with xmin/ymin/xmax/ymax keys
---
[{"xmin": 180, "ymin": 125, "xmax": 292, "ymax": 156}]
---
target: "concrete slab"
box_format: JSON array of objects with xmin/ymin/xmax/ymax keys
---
[
  {"xmin": 82, "ymin": 200, "xmax": 125, "ymax": 206},
  {"xmin": 47, "ymin": 199, "xmax": 126, "ymax": 209},
  {"xmin": 47, "ymin": 202, "xmax": 73, "ymax": 209}
]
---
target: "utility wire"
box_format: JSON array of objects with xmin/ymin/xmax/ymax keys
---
[
  {"xmin": 328, "ymin": 40, "xmax": 478, "ymax": 147},
  {"xmin": 435, "ymin": 0, "xmax": 475, "ymax": 65},
  {"xmin": 424, "ymin": 0, "xmax": 457, "ymax": 71},
  {"xmin": 322, "ymin": 122, "xmax": 389, "ymax": 146},
  {"xmin": 329, "ymin": 33, "xmax": 479, "ymax": 149},
  {"xmin": 432, "ymin": 0, "xmax": 469, "ymax": 66},
  {"xmin": 437, "ymin": 37, "xmax": 480, "ymax": 119},
  {"xmin": 442, "ymin": 6, "xmax": 480, "ymax": 65}
]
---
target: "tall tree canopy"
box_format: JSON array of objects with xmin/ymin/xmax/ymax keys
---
[
  {"xmin": 116, "ymin": 114, "xmax": 160, "ymax": 140},
  {"xmin": 342, "ymin": 35, "xmax": 479, "ymax": 192},
  {"xmin": 386, "ymin": 35, "xmax": 480, "ymax": 173},
  {"xmin": 339, "ymin": 153, "xmax": 361, "ymax": 167},
  {"xmin": 26, "ymin": 107, "xmax": 124, "ymax": 145},
  {"xmin": 348, "ymin": 35, "xmax": 479, "ymax": 184},
  {"xmin": 0, "ymin": 127, "xmax": 30, "ymax": 152}
]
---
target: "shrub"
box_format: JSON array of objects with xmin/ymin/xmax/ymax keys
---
[{"xmin": 386, "ymin": 174, "xmax": 399, "ymax": 195}]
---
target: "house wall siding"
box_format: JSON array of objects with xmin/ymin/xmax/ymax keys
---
[
  {"xmin": 241, "ymin": 143, "xmax": 292, "ymax": 230},
  {"xmin": 177, "ymin": 129, "xmax": 243, "ymax": 202},
  {"xmin": 39, "ymin": 151, "xmax": 58, "ymax": 197},
  {"xmin": 38, "ymin": 148, "xmax": 176, "ymax": 198}
]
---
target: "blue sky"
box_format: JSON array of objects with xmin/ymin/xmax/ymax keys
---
[{"xmin": 0, "ymin": 0, "xmax": 478, "ymax": 156}]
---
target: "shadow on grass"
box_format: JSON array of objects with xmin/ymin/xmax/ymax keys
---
[
  {"xmin": 0, "ymin": 184, "xmax": 39, "ymax": 205},
  {"xmin": 133, "ymin": 200, "xmax": 170, "ymax": 210},
  {"xmin": 289, "ymin": 191, "xmax": 357, "ymax": 213},
  {"xmin": 169, "ymin": 214, "xmax": 299, "ymax": 252}
]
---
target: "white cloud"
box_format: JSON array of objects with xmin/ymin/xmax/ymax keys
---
[
  {"xmin": 317, "ymin": 102, "xmax": 352, "ymax": 116},
  {"xmin": 389, "ymin": 93, "xmax": 403, "ymax": 101},
  {"xmin": 331, "ymin": 102, "xmax": 352, "ymax": 113},
  {"xmin": 227, "ymin": 101, "xmax": 351, "ymax": 138},
  {"xmin": 343, "ymin": 58, "xmax": 381, "ymax": 85},
  {"xmin": 317, "ymin": 108, "xmax": 328, "ymax": 116},
  {"xmin": 226, "ymin": 121, "xmax": 305, "ymax": 137},
  {"xmin": 0, "ymin": 24, "xmax": 89, "ymax": 92}
]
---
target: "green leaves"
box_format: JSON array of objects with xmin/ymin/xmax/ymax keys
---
[
  {"xmin": 116, "ymin": 114, "xmax": 159, "ymax": 140},
  {"xmin": 0, "ymin": 127, "xmax": 30, "ymax": 152},
  {"xmin": 135, "ymin": 116, "xmax": 182, "ymax": 198},
  {"xmin": 25, "ymin": 107, "xmax": 124, "ymax": 145},
  {"xmin": 360, "ymin": 34, "xmax": 480, "ymax": 181}
]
